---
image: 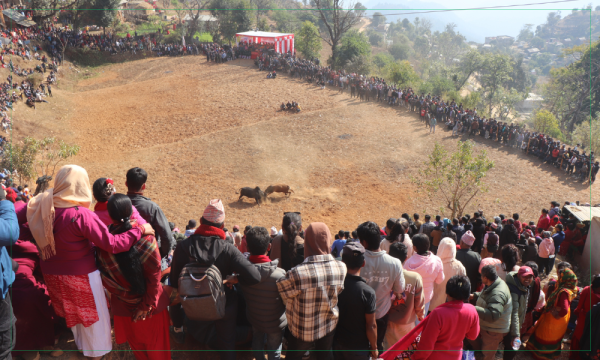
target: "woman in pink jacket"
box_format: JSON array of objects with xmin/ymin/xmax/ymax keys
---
[
  {"xmin": 26, "ymin": 165, "xmax": 154, "ymax": 360},
  {"xmin": 537, "ymin": 231, "xmax": 556, "ymax": 276},
  {"xmin": 404, "ymin": 233, "xmax": 445, "ymax": 322}
]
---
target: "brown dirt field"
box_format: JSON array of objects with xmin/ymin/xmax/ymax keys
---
[
  {"xmin": 14, "ymin": 55, "xmax": 599, "ymax": 235},
  {"xmin": 12, "ymin": 55, "xmax": 595, "ymax": 360}
]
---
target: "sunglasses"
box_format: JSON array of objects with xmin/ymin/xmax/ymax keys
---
[{"xmin": 284, "ymin": 212, "xmax": 301, "ymax": 215}]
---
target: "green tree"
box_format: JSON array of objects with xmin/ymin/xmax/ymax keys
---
[
  {"xmin": 533, "ymin": 109, "xmax": 562, "ymax": 138},
  {"xmin": 312, "ymin": 0, "xmax": 365, "ymax": 69},
  {"xmin": 210, "ymin": 0, "xmax": 252, "ymax": 43},
  {"xmin": 1, "ymin": 137, "xmax": 80, "ymax": 185},
  {"xmin": 345, "ymin": 54, "xmax": 371, "ymax": 75},
  {"xmin": 517, "ymin": 24, "xmax": 534, "ymax": 42},
  {"xmin": 257, "ymin": 17, "xmax": 269, "ymax": 31},
  {"xmin": 372, "ymin": 52, "xmax": 393, "ymax": 72},
  {"xmin": 368, "ymin": 32, "xmax": 383, "ymax": 46},
  {"xmin": 91, "ymin": 0, "xmax": 120, "ymax": 33},
  {"xmin": 371, "ymin": 12, "xmax": 386, "ymax": 27},
  {"xmin": 250, "ymin": 0, "xmax": 271, "ymax": 27},
  {"xmin": 530, "ymin": 37, "xmax": 545, "ymax": 49},
  {"xmin": 296, "ymin": 21, "xmax": 322, "ymax": 59},
  {"xmin": 543, "ymin": 41, "xmax": 600, "ymax": 132},
  {"xmin": 1, "ymin": 138, "xmax": 38, "ymax": 185},
  {"xmin": 572, "ymin": 115, "xmax": 600, "ymax": 155},
  {"xmin": 454, "ymin": 50, "xmax": 483, "ymax": 90},
  {"xmin": 413, "ymin": 35, "xmax": 429, "ymax": 57},
  {"xmin": 389, "ymin": 43, "xmax": 411, "ymax": 60},
  {"xmin": 335, "ymin": 29, "xmax": 371, "ymax": 68},
  {"xmin": 386, "ymin": 60, "xmax": 418, "ymax": 86},
  {"xmin": 411, "ymin": 141, "xmax": 495, "ymax": 219},
  {"xmin": 479, "ymin": 53, "xmax": 513, "ymax": 114}
]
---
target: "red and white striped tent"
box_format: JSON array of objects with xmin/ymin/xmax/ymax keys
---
[{"xmin": 235, "ymin": 31, "xmax": 294, "ymax": 54}]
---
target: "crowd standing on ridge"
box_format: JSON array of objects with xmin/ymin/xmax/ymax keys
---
[
  {"xmin": 254, "ymin": 51, "xmax": 599, "ymax": 184},
  {"xmin": 0, "ymin": 164, "xmax": 595, "ymax": 360}
]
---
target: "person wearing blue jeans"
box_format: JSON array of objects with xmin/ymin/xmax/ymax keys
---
[{"xmin": 240, "ymin": 226, "xmax": 287, "ymax": 360}]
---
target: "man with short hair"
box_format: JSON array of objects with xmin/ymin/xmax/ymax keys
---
[
  {"xmin": 469, "ymin": 265, "xmax": 512, "ymax": 360},
  {"xmin": 418, "ymin": 215, "xmax": 435, "ymax": 241},
  {"xmin": 126, "ymin": 167, "xmax": 174, "ymax": 257},
  {"xmin": 333, "ymin": 242, "xmax": 378, "ymax": 360},
  {"xmin": 184, "ymin": 219, "xmax": 197, "ymax": 238},
  {"xmin": 502, "ymin": 266, "xmax": 534, "ymax": 360},
  {"xmin": 358, "ymin": 221, "xmax": 405, "ymax": 353},
  {"xmin": 385, "ymin": 242, "xmax": 425, "ymax": 348},
  {"xmin": 456, "ymin": 231, "xmax": 482, "ymax": 293},
  {"xmin": 240, "ymin": 226, "xmax": 287, "ymax": 360},
  {"xmin": 169, "ymin": 200, "xmax": 261, "ymax": 358}
]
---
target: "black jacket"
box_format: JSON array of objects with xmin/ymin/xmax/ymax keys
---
[
  {"xmin": 127, "ymin": 193, "xmax": 175, "ymax": 257},
  {"xmin": 456, "ymin": 248, "xmax": 481, "ymax": 293},
  {"xmin": 170, "ymin": 234, "xmax": 261, "ymax": 300}
]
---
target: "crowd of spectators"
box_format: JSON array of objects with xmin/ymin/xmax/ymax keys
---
[{"xmin": 0, "ymin": 163, "xmax": 595, "ymax": 360}]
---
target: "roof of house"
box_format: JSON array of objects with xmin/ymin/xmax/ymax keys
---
[
  {"xmin": 2, "ymin": 9, "xmax": 36, "ymax": 27},
  {"xmin": 564, "ymin": 205, "xmax": 600, "ymax": 222}
]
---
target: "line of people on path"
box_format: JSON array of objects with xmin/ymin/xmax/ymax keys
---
[{"xmin": 252, "ymin": 51, "xmax": 599, "ymax": 185}]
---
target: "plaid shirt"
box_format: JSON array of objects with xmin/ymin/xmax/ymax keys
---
[
  {"xmin": 276, "ymin": 254, "xmax": 347, "ymax": 342},
  {"xmin": 97, "ymin": 234, "xmax": 162, "ymax": 312}
]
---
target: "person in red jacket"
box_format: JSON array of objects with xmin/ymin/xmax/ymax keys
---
[{"xmin": 536, "ymin": 209, "xmax": 551, "ymax": 231}]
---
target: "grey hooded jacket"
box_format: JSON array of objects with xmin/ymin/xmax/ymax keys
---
[{"xmin": 240, "ymin": 259, "xmax": 287, "ymax": 333}]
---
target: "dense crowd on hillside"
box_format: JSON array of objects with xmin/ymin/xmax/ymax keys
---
[
  {"xmin": 254, "ymin": 51, "xmax": 600, "ymax": 184},
  {"xmin": 0, "ymin": 164, "xmax": 596, "ymax": 360}
]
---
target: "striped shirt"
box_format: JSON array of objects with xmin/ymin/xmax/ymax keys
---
[{"xmin": 276, "ymin": 254, "xmax": 346, "ymax": 342}]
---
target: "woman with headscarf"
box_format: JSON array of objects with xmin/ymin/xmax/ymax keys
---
[
  {"xmin": 26, "ymin": 165, "xmax": 154, "ymax": 360},
  {"xmin": 430, "ymin": 238, "xmax": 466, "ymax": 311},
  {"xmin": 526, "ymin": 268, "xmax": 578, "ymax": 360},
  {"xmin": 92, "ymin": 177, "xmax": 147, "ymax": 227},
  {"xmin": 96, "ymin": 194, "xmax": 171, "ymax": 360},
  {"xmin": 276, "ymin": 222, "xmax": 346, "ymax": 360}
]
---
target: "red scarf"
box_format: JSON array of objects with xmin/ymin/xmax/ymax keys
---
[
  {"xmin": 249, "ymin": 255, "xmax": 271, "ymax": 264},
  {"xmin": 194, "ymin": 224, "xmax": 225, "ymax": 240},
  {"xmin": 94, "ymin": 201, "xmax": 107, "ymax": 211}
]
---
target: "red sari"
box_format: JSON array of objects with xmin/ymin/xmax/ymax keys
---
[
  {"xmin": 570, "ymin": 286, "xmax": 600, "ymax": 360},
  {"xmin": 11, "ymin": 240, "xmax": 56, "ymax": 355}
]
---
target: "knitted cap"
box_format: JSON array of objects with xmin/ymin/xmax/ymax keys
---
[
  {"xmin": 461, "ymin": 230, "xmax": 476, "ymax": 246},
  {"xmin": 202, "ymin": 199, "xmax": 225, "ymax": 224}
]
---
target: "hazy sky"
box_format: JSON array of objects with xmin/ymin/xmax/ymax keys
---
[{"xmin": 363, "ymin": 0, "xmax": 598, "ymax": 41}]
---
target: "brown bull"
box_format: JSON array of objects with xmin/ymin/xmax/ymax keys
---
[{"xmin": 265, "ymin": 184, "xmax": 294, "ymax": 197}]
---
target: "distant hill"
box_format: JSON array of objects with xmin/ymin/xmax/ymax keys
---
[{"xmin": 361, "ymin": 0, "xmax": 598, "ymax": 43}]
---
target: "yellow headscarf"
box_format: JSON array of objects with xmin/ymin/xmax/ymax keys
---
[{"xmin": 26, "ymin": 165, "xmax": 92, "ymax": 260}]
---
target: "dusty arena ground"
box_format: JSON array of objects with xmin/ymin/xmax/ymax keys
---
[{"xmin": 12, "ymin": 56, "xmax": 595, "ymax": 360}]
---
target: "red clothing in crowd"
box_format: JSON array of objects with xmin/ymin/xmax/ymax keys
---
[
  {"xmin": 412, "ymin": 300, "xmax": 480, "ymax": 360},
  {"xmin": 570, "ymin": 286, "xmax": 600, "ymax": 360},
  {"xmin": 536, "ymin": 214, "xmax": 551, "ymax": 231},
  {"xmin": 11, "ymin": 240, "xmax": 56, "ymax": 354}
]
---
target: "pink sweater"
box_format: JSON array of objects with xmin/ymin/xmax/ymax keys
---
[
  {"xmin": 404, "ymin": 252, "xmax": 445, "ymax": 303},
  {"xmin": 538, "ymin": 237, "xmax": 555, "ymax": 258},
  {"xmin": 40, "ymin": 207, "xmax": 143, "ymax": 276},
  {"xmin": 413, "ymin": 300, "xmax": 480, "ymax": 360}
]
